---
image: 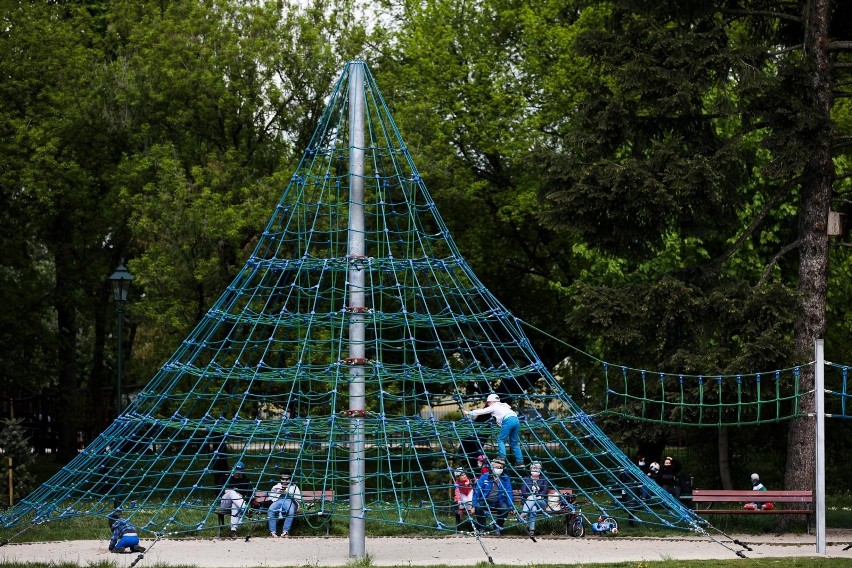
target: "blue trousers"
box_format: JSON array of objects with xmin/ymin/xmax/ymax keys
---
[
  {"xmin": 522, "ymin": 497, "xmax": 547, "ymax": 530},
  {"xmin": 497, "ymin": 415, "xmax": 523, "ymax": 464},
  {"xmin": 112, "ymin": 534, "xmax": 139, "ymax": 550},
  {"xmin": 268, "ymin": 497, "xmax": 297, "ymax": 534}
]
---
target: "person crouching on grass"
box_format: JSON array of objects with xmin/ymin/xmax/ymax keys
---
[{"xmin": 108, "ymin": 513, "xmax": 145, "ymax": 554}]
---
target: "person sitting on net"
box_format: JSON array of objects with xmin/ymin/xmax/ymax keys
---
[
  {"xmin": 744, "ymin": 473, "xmax": 774, "ymax": 510},
  {"xmin": 519, "ymin": 461, "xmax": 552, "ymax": 537},
  {"xmin": 464, "ymin": 394, "xmax": 524, "ymax": 468},
  {"xmin": 108, "ymin": 511, "xmax": 146, "ymax": 554},
  {"xmin": 267, "ymin": 469, "xmax": 302, "ymax": 537},
  {"xmin": 220, "ymin": 461, "xmax": 253, "ymax": 538},
  {"xmin": 472, "ymin": 457, "xmax": 513, "ymax": 534}
]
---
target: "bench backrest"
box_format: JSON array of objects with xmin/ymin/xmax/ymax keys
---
[
  {"xmin": 692, "ymin": 489, "xmax": 812, "ymax": 503},
  {"xmin": 301, "ymin": 490, "xmax": 334, "ymax": 503}
]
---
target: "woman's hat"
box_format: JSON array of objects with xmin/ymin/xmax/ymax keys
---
[{"xmin": 453, "ymin": 468, "xmax": 465, "ymax": 477}]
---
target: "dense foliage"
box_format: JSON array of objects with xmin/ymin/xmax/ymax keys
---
[{"xmin": 0, "ymin": 0, "xmax": 849, "ymax": 491}]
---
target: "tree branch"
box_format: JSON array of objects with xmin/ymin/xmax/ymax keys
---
[
  {"xmin": 721, "ymin": 8, "xmax": 802, "ymax": 24},
  {"xmin": 769, "ymin": 45, "xmax": 802, "ymax": 56},
  {"xmin": 707, "ymin": 177, "xmax": 800, "ymax": 270},
  {"xmin": 828, "ymin": 41, "xmax": 852, "ymax": 50},
  {"xmin": 756, "ymin": 239, "xmax": 801, "ymax": 288},
  {"xmin": 833, "ymin": 136, "xmax": 852, "ymax": 150}
]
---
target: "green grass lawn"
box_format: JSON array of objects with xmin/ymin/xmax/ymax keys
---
[{"xmin": 3, "ymin": 495, "xmax": 849, "ymax": 543}]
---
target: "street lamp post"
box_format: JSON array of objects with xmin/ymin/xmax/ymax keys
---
[{"xmin": 109, "ymin": 261, "xmax": 133, "ymax": 417}]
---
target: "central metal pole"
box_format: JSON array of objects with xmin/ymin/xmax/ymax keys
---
[{"xmin": 347, "ymin": 61, "xmax": 367, "ymax": 558}]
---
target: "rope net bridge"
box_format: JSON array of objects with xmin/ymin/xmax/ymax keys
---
[
  {"xmin": 583, "ymin": 353, "xmax": 852, "ymax": 426},
  {"xmin": 1, "ymin": 62, "xmax": 705, "ymax": 544}
]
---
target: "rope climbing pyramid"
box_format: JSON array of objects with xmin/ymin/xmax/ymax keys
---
[{"xmin": 1, "ymin": 61, "xmax": 704, "ymax": 543}]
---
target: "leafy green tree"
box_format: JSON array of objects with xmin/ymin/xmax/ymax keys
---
[
  {"xmin": 0, "ymin": 0, "xmax": 373, "ymax": 459},
  {"xmin": 110, "ymin": 0, "xmax": 371, "ymax": 373},
  {"xmin": 0, "ymin": 0, "xmax": 132, "ymax": 457},
  {"xmin": 376, "ymin": 0, "xmax": 591, "ymax": 368}
]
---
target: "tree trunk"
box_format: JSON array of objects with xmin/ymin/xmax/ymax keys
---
[
  {"xmin": 718, "ymin": 427, "xmax": 733, "ymax": 489},
  {"xmin": 784, "ymin": 0, "xmax": 835, "ymax": 494},
  {"xmin": 55, "ymin": 249, "xmax": 80, "ymax": 463},
  {"xmin": 90, "ymin": 296, "xmax": 108, "ymax": 432}
]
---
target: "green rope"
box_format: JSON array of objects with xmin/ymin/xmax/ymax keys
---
[{"xmin": 519, "ymin": 319, "xmax": 852, "ymax": 426}]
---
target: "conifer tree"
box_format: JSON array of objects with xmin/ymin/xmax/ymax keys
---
[
  {"xmin": 0, "ymin": 419, "xmax": 36, "ymax": 504},
  {"xmin": 541, "ymin": 0, "xmax": 851, "ymax": 490}
]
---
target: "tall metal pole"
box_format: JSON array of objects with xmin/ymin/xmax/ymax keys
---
[
  {"xmin": 110, "ymin": 261, "xmax": 132, "ymax": 418},
  {"xmin": 116, "ymin": 302, "xmax": 124, "ymax": 416},
  {"xmin": 814, "ymin": 338, "xmax": 826, "ymax": 554},
  {"xmin": 347, "ymin": 61, "xmax": 367, "ymax": 558}
]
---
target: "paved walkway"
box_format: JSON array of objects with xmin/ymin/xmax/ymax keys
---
[{"xmin": 2, "ymin": 532, "xmax": 852, "ymax": 566}]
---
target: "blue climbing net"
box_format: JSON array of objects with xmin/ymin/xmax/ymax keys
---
[{"xmin": 1, "ymin": 62, "xmax": 710, "ymax": 542}]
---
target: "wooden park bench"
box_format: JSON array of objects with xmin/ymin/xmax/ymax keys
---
[
  {"xmin": 292, "ymin": 489, "xmax": 335, "ymax": 535},
  {"xmin": 217, "ymin": 489, "xmax": 335, "ymax": 536},
  {"xmin": 691, "ymin": 489, "xmax": 814, "ymax": 533}
]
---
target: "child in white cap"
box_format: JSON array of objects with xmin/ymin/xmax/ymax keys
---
[{"xmin": 464, "ymin": 394, "xmax": 524, "ymax": 467}]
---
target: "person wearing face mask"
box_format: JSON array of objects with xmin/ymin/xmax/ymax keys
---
[
  {"xmin": 464, "ymin": 394, "xmax": 525, "ymax": 468},
  {"xmin": 656, "ymin": 456, "xmax": 682, "ymax": 498},
  {"xmin": 519, "ymin": 462, "xmax": 551, "ymax": 536},
  {"xmin": 472, "ymin": 457, "xmax": 513, "ymax": 534}
]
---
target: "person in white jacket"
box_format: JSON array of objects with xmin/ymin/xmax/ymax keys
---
[
  {"xmin": 464, "ymin": 394, "xmax": 524, "ymax": 467},
  {"xmin": 267, "ymin": 470, "xmax": 302, "ymax": 537}
]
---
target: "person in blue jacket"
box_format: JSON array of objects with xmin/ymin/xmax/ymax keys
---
[
  {"xmin": 108, "ymin": 510, "xmax": 146, "ymax": 553},
  {"xmin": 472, "ymin": 457, "xmax": 513, "ymax": 534}
]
